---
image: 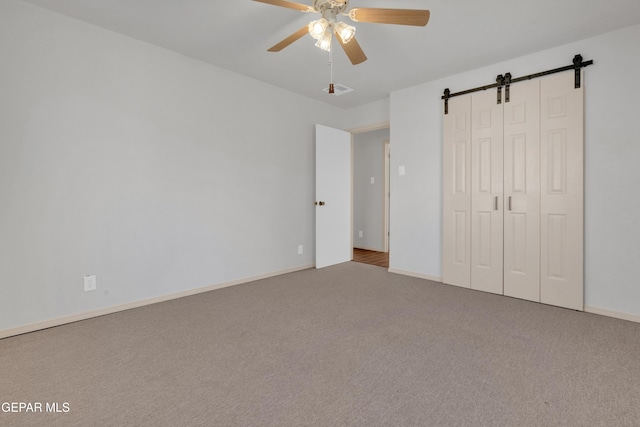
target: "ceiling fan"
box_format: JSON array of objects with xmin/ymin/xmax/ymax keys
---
[{"xmin": 253, "ymin": 0, "xmax": 430, "ymax": 65}]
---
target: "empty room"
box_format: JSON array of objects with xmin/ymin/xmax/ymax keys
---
[{"xmin": 2, "ymin": 0, "xmax": 640, "ymax": 425}]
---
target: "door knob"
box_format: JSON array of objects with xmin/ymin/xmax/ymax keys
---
[{"xmin": 319, "ymin": 201, "xmax": 326, "ymax": 206}]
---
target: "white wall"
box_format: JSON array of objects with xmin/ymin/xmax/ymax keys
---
[
  {"xmin": 389, "ymin": 24, "xmax": 640, "ymax": 317},
  {"xmin": 4, "ymin": 1, "xmax": 639, "ymax": 335},
  {"xmin": 0, "ymin": 0, "xmax": 344, "ymax": 333},
  {"xmin": 344, "ymin": 98, "xmax": 390, "ymax": 131},
  {"xmin": 353, "ymin": 128, "xmax": 389, "ymax": 251}
]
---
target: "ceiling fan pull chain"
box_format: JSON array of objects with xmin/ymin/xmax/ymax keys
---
[{"xmin": 329, "ymin": 48, "xmax": 335, "ymax": 94}]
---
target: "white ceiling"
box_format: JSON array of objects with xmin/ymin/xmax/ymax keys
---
[{"xmin": 20, "ymin": 0, "xmax": 640, "ymax": 109}]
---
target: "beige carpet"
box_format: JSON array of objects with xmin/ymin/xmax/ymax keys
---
[{"xmin": 1, "ymin": 262, "xmax": 640, "ymax": 426}]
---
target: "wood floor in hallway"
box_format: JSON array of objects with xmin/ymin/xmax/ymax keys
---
[{"xmin": 353, "ymin": 248, "xmax": 389, "ymax": 268}]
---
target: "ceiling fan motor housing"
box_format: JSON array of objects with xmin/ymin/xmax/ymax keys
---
[{"xmin": 314, "ymin": 0, "xmax": 348, "ymax": 23}]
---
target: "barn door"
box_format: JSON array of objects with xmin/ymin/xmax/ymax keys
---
[
  {"xmin": 443, "ymin": 96, "xmax": 472, "ymax": 288},
  {"xmin": 470, "ymin": 90, "xmax": 504, "ymax": 294},
  {"xmin": 503, "ymin": 79, "xmax": 541, "ymax": 302},
  {"xmin": 540, "ymin": 72, "xmax": 584, "ymax": 310}
]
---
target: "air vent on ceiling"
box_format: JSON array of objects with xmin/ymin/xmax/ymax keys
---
[{"xmin": 322, "ymin": 84, "xmax": 354, "ymax": 96}]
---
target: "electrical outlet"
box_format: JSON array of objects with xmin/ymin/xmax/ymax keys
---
[
  {"xmin": 298, "ymin": 245, "xmax": 304, "ymax": 255},
  {"xmin": 359, "ymin": 230, "xmax": 363, "ymax": 238},
  {"xmin": 399, "ymin": 165, "xmax": 406, "ymax": 176},
  {"xmin": 84, "ymin": 275, "xmax": 97, "ymax": 292},
  {"xmin": 370, "ymin": 177, "xmax": 375, "ymax": 184}
]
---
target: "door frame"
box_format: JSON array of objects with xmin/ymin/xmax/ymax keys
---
[
  {"xmin": 348, "ymin": 122, "xmax": 391, "ymax": 258},
  {"xmin": 383, "ymin": 139, "xmax": 390, "ymax": 253}
]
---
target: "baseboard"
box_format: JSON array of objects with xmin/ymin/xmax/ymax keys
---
[
  {"xmin": 384, "ymin": 273, "xmax": 640, "ymax": 324},
  {"xmin": 584, "ymin": 306, "xmax": 640, "ymax": 324},
  {"xmin": 0, "ymin": 264, "xmax": 315, "ymax": 340},
  {"xmin": 7, "ymin": 267, "xmax": 636, "ymax": 340},
  {"xmin": 387, "ymin": 268, "xmax": 442, "ymax": 283}
]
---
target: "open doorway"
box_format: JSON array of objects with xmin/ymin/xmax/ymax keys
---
[{"xmin": 352, "ymin": 127, "xmax": 390, "ymax": 268}]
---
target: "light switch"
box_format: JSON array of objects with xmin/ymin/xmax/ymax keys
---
[
  {"xmin": 399, "ymin": 166, "xmax": 406, "ymax": 176},
  {"xmin": 370, "ymin": 177, "xmax": 375, "ymax": 184}
]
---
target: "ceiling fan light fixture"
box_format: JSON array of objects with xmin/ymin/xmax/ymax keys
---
[
  {"xmin": 315, "ymin": 31, "xmax": 332, "ymax": 51},
  {"xmin": 256, "ymin": 0, "xmax": 431, "ymax": 65},
  {"xmin": 334, "ymin": 21, "xmax": 356, "ymax": 44},
  {"xmin": 308, "ymin": 18, "xmax": 329, "ymax": 40}
]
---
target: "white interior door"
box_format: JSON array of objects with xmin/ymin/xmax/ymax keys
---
[
  {"xmin": 470, "ymin": 90, "xmax": 504, "ymax": 294},
  {"xmin": 315, "ymin": 124, "xmax": 352, "ymax": 269},
  {"xmin": 503, "ymin": 79, "xmax": 541, "ymax": 302}
]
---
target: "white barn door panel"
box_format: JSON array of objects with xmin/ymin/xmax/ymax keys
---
[
  {"xmin": 540, "ymin": 72, "xmax": 584, "ymax": 310},
  {"xmin": 503, "ymin": 79, "xmax": 541, "ymax": 303},
  {"xmin": 470, "ymin": 90, "xmax": 504, "ymax": 295},
  {"xmin": 443, "ymin": 96, "xmax": 472, "ymax": 288}
]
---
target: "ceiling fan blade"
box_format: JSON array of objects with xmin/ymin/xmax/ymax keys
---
[
  {"xmin": 253, "ymin": 0, "xmax": 313, "ymax": 12},
  {"xmin": 268, "ymin": 26, "xmax": 309, "ymax": 52},
  {"xmin": 336, "ymin": 34, "xmax": 367, "ymax": 65},
  {"xmin": 349, "ymin": 8, "xmax": 430, "ymax": 26}
]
